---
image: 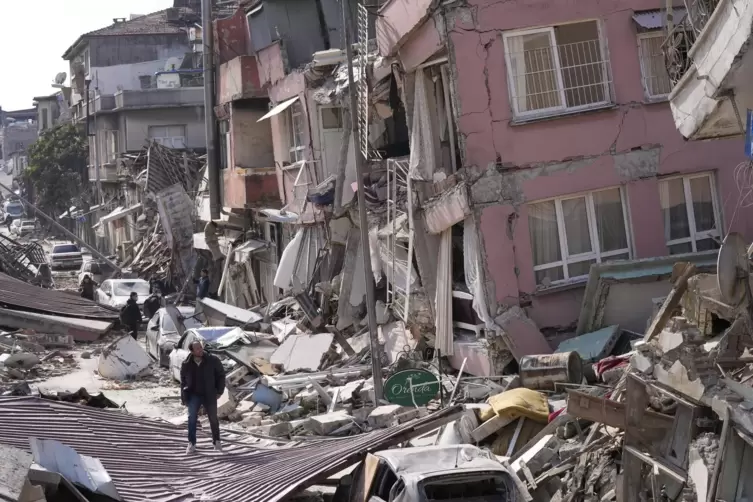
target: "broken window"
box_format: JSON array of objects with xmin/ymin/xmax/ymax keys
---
[
  {"xmin": 637, "ymin": 29, "xmax": 691, "ymax": 98},
  {"xmin": 103, "ymin": 130, "xmax": 119, "ymax": 163},
  {"xmin": 287, "ymin": 102, "xmax": 306, "ymax": 163},
  {"xmin": 148, "ymin": 125, "xmax": 186, "ymax": 149},
  {"xmin": 659, "ymin": 173, "xmax": 720, "ymax": 254},
  {"xmin": 219, "ymin": 120, "xmax": 230, "ymax": 169},
  {"xmin": 503, "ymin": 20, "xmax": 612, "ymax": 120},
  {"xmin": 528, "ymin": 187, "xmax": 631, "ymax": 286}
]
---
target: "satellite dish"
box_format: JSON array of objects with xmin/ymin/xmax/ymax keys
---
[
  {"xmin": 164, "ymin": 57, "xmax": 181, "ymax": 71},
  {"xmin": 717, "ymin": 232, "xmax": 750, "ymax": 306},
  {"xmin": 54, "ymin": 72, "xmax": 67, "ymax": 85}
]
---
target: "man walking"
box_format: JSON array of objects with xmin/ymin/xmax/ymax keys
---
[
  {"xmin": 181, "ymin": 340, "xmax": 226, "ymax": 453},
  {"xmin": 196, "ymin": 268, "xmax": 210, "ymax": 299},
  {"xmin": 79, "ymin": 274, "xmax": 97, "ymax": 301},
  {"xmin": 119, "ymin": 291, "xmax": 142, "ymax": 340}
]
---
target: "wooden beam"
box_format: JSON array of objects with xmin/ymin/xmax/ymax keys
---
[{"xmin": 645, "ymin": 262, "xmax": 697, "ymax": 342}]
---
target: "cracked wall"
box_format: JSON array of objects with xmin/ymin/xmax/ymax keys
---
[{"xmin": 443, "ymin": 0, "xmax": 751, "ymax": 330}]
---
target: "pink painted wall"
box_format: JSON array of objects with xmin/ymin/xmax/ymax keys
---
[
  {"xmin": 376, "ymin": 0, "xmax": 434, "ymax": 57},
  {"xmin": 447, "ymin": 0, "xmax": 753, "ymax": 329}
]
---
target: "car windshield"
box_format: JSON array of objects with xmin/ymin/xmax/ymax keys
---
[
  {"xmin": 161, "ymin": 312, "xmax": 202, "ymax": 332},
  {"xmin": 53, "ymin": 244, "xmax": 80, "ymax": 254},
  {"xmin": 5, "ymin": 204, "xmax": 23, "ymax": 215},
  {"xmin": 113, "ymin": 281, "xmax": 150, "ymax": 296},
  {"xmin": 421, "ymin": 474, "xmax": 514, "ymax": 501}
]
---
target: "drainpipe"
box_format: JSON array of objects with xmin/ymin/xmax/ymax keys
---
[{"xmin": 202, "ymin": 0, "xmax": 220, "ymax": 220}]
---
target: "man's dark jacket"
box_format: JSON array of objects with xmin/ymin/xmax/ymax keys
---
[
  {"xmin": 119, "ymin": 299, "xmax": 141, "ymax": 326},
  {"xmin": 143, "ymin": 295, "xmax": 161, "ymax": 320},
  {"xmin": 80, "ymin": 280, "xmax": 96, "ymax": 301},
  {"xmin": 180, "ymin": 352, "xmax": 226, "ymax": 403},
  {"xmin": 196, "ymin": 277, "xmax": 210, "ymax": 299}
]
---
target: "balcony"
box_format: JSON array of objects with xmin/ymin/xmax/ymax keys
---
[
  {"xmin": 88, "ymin": 163, "xmax": 119, "ymax": 183},
  {"xmin": 114, "ymin": 88, "xmax": 204, "ymax": 110},
  {"xmin": 669, "ymin": 0, "xmax": 753, "ymax": 139},
  {"xmin": 217, "ymin": 55, "xmax": 265, "ymax": 105},
  {"xmin": 222, "ymin": 167, "xmax": 280, "ymax": 209}
]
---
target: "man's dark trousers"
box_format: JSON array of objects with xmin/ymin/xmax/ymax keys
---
[
  {"xmin": 186, "ymin": 393, "xmax": 220, "ymax": 445},
  {"xmin": 128, "ymin": 323, "xmax": 139, "ymax": 340}
]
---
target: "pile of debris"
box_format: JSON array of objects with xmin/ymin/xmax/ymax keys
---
[{"xmin": 0, "ymin": 330, "xmax": 79, "ymax": 385}]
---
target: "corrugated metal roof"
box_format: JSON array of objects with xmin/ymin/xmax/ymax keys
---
[
  {"xmin": 0, "ymin": 397, "xmax": 462, "ymax": 502},
  {"xmin": 0, "ymin": 273, "xmax": 118, "ymax": 320},
  {"xmin": 632, "ymin": 8, "xmax": 688, "ymax": 29}
]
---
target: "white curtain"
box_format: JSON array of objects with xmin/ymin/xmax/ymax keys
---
[
  {"xmin": 408, "ymin": 70, "xmax": 437, "ymax": 181},
  {"xmin": 435, "ymin": 228, "xmax": 453, "ymax": 355},
  {"xmin": 463, "ymin": 216, "xmax": 494, "ymax": 329},
  {"xmin": 506, "ymin": 35, "xmax": 528, "ymax": 113}
]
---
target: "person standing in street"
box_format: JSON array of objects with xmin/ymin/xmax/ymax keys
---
[
  {"xmin": 143, "ymin": 288, "xmax": 162, "ymax": 320},
  {"xmin": 79, "ymin": 274, "xmax": 97, "ymax": 301},
  {"xmin": 195, "ymin": 268, "xmax": 210, "ymax": 299},
  {"xmin": 181, "ymin": 340, "xmax": 226, "ymax": 453},
  {"xmin": 119, "ymin": 291, "xmax": 142, "ymax": 340}
]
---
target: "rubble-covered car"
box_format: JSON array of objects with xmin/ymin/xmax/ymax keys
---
[
  {"xmin": 338, "ymin": 445, "xmax": 524, "ymax": 502},
  {"xmin": 96, "ymin": 279, "xmax": 150, "ymax": 309},
  {"xmin": 145, "ymin": 306, "xmax": 203, "ymax": 367},
  {"xmin": 168, "ymin": 326, "xmax": 238, "ymax": 381}
]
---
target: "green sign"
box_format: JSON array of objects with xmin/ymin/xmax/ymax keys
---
[{"xmin": 384, "ymin": 369, "xmax": 440, "ymax": 407}]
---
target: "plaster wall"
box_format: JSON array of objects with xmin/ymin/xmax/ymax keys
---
[{"xmin": 123, "ymin": 107, "xmax": 205, "ymax": 151}]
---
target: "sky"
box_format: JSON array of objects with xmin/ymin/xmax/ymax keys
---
[{"xmin": 0, "ymin": 0, "xmax": 174, "ymax": 111}]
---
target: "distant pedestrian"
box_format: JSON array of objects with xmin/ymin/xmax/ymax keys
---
[
  {"xmin": 79, "ymin": 274, "xmax": 97, "ymax": 301},
  {"xmin": 119, "ymin": 292, "xmax": 142, "ymax": 340},
  {"xmin": 181, "ymin": 340, "xmax": 226, "ymax": 453},
  {"xmin": 195, "ymin": 269, "xmax": 210, "ymax": 300},
  {"xmin": 143, "ymin": 289, "xmax": 162, "ymax": 320}
]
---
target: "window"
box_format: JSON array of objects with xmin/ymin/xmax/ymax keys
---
[
  {"xmin": 104, "ymin": 130, "xmax": 119, "ymax": 163},
  {"xmin": 139, "ymin": 75, "xmax": 153, "ymax": 89},
  {"xmin": 638, "ymin": 33, "xmax": 673, "ymax": 98},
  {"xmin": 321, "ymin": 107, "xmax": 344, "ymax": 130},
  {"xmin": 148, "ymin": 125, "xmax": 186, "ymax": 149},
  {"xmin": 503, "ymin": 20, "xmax": 612, "ymax": 120},
  {"xmin": 219, "ymin": 120, "xmax": 230, "ymax": 169},
  {"xmin": 288, "ymin": 103, "xmax": 306, "ymax": 163},
  {"xmin": 659, "ymin": 173, "xmax": 720, "ymax": 254},
  {"xmin": 83, "ymin": 49, "xmax": 90, "ymax": 76},
  {"xmin": 41, "ymin": 109, "xmax": 49, "ymax": 130},
  {"xmin": 528, "ymin": 187, "xmax": 631, "ymax": 286}
]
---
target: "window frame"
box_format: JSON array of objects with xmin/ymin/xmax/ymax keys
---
[
  {"xmin": 637, "ymin": 31, "xmax": 672, "ymax": 100},
  {"xmin": 529, "ymin": 186, "xmax": 632, "ymax": 285},
  {"xmin": 148, "ymin": 125, "xmax": 187, "ymax": 149},
  {"xmin": 502, "ymin": 20, "xmax": 612, "ymax": 120},
  {"xmin": 659, "ymin": 172, "xmax": 721, "ymax": 253},
  {"xmin": 287, "ymin": 103, "xmax": 306, "ymax": 163}
]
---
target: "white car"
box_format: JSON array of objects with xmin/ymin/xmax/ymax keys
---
[
  {"xmin": 49, "ymin": 243, "xmax": 84, "ymax": 270},
  {"xmin": 145, "ymin": 306, "xmax": 203, "ymax": 367},
  {"xmin": 169, "ymin": 326, "xmax": 238, "ymax": 381},
  {"xmin": 78, "ymin": 259, "xmax": 116, "ymax": 286},
  {"xmin": 96, "ymin": 278, "xmax": 151, "ymax": 309},
  {"xmin": 10, "ymin": 219, "xmax": 36, "ymax": 237}
]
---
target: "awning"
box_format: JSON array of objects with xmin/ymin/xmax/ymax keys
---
[
  {"xmin": 632, "ymin": 8, "xmax": 687, "ymax": 30},
  {"xmin": 101, "ymin": 203, "xmax": 142, "ymax": 225},
  {"xmin": 257, "ymin": 96, "xmax": 299, "ymax": 122}
]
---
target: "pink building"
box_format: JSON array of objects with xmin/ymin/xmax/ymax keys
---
[{"xmin": 378, "ymin": 0, "xmax": 753, "ymax": 335}]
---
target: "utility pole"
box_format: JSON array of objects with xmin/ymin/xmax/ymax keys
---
[
  {"xmin": 83, "ymin": 79, "xmax": 95, "ymax": 246},
  {"xmin": 202, "ymin": 0, "xmax": 220, "ymax": 220},
  {"xmin": 342, "ymin": 0, "xmax": 384, "ymax": 402},
  {"xmin": 93, "ymin": 73, "xmax": 102, "ymax": 205}
]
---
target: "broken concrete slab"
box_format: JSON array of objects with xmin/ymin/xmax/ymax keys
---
[
  {"xmin": 368, "ymin": 404, "xmax": 407, "ymax": 428},
  {"xmin": 97, "ymin": 335, "xmax": 151, "ymax": 380},
  {"xmin": 450, "ymin": 335, "xmax": 494, "ymax": 377},
  {"xmin": 653, "ymin": 360, "xmax": 706, "ymax": 401},
  {"xmin": 471, "ymin": 414, "xmax": 515, "ymax": 442},
  {"xmin": 555, "ymin": 325, "xmax": 620, "ymax": 363},
  {"xmin": 270, "ymin": 333, "xmax": 335, "ymax": 372},
  {"xmin": 0, "ymin": 307, "xmax": 113, "ymax": 342},
  {"xmin": 272, "ymin": 317, "xmax": 298, "ymax": 343},
  {"xmin": 304, "ymin": 412, "xmax": 353, "ymax": 435},
  {"xmin": 217, "ymin": 388, "xmax": 238, "ymax": 419},
  {"xmin": 495, "ymin": 307, "xmax": 551, "ymax": 360},
  {"xmin": 251, "ymin": 422, "xmax": 292, "ymax": 437}
]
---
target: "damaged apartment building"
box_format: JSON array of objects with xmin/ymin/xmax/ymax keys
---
[{"xmin": 60, "ymin": 4, "xmax": 212, "ymax": 253}]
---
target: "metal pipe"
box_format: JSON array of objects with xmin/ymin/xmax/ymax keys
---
[
  {"xmin": 202, "ymin": 0, "xmax": 220, "ymax": 220},
  {"xmin": 0, "ymin": 180, "xmax": 121, "ymax": 273},
  {"xmin": 342, "ymin": 0, "xmax": 384, "ymax": 402}
]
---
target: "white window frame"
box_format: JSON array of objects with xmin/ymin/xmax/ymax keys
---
[
  {"xmin": 530, "ymin": 186, "xmax": 632, "ymax": 283},
  {"xmin": 659, "ymin": 172, "xmax": 721, "ymax": 253},
  {"xmin": 637, "ymin": 32, "xmax": 671, "ymax": 100},
  {"xmin": 148, "ymin": 125, "xmax": 186, "ymax": 149},
  {"xmin": 288, "ymin": 104, "xmax": 306, "ymax": 163},
  {"xmin": 503, "ymin": 20, "xmax": 612, "ymax": 120}
]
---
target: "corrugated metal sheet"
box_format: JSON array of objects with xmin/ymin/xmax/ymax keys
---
[
  {"xmin": 0, "ymin": 397, "xmax": 462, "ymax": 502},
  {"xmin": 632, "ymin": 8, "xmax": 687, "ymax": 29},
  {"xmin": 0, "ymin": 273, "xmax": 118, "ymax": 320}
]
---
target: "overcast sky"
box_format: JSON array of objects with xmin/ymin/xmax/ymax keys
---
[{"xmin": 0, "ymin": 0, "xmax": 174, "ymax": 111}]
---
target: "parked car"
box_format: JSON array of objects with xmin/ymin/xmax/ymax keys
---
[
  {"xmin": 78, "ymin": 259, "xmax": 116, "ymax": 286},
  {"xmin": 145, "ymin": 306, "xmax": 203, "ymax": 367},
  {"xmin": 10, "ymin": 219, "xmax": 36, "ymax": 237},
  {"xmin": 168, "ymin": 326, "xmax": 238, "ymax": 381},
  {"xmin": 96, "ymin": 278, "xmax": 151, "ymax": 309},
  {"xmin": 3, "ymin": 200, "xmax": 24, "ymax": 223},
  {"xmin": 337, "ymin": 445, "xmax": 523, "ymax": 502},
  {"xmin": 48, "ymin": 243, "xmax": 84, "ymax": 270}
]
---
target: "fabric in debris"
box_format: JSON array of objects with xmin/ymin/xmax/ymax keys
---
[
  {"xmin": 434, "ymin": 228, "xmax": 453, "ymax": 355},
  {"xmin": 481, "ymin": 387, "xmax": 550, "ymax": 423},
  {"xmin": 408, "ymin": 69, "xmax": 437, "ymax": 181},
  {"xmin": 593, "ymin": 354, "xmax": 631, "ymax": 378},
  {"xmin": 463, "ymin": 216, "xmax": 494, "ymax": 329}
]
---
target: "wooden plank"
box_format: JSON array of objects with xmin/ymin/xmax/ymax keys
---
[
  {"xmin": 566, "ymin": 390, "xmax": 674, "ymax": 438},
  {"xmin": 644, "ymin": 263, "xmax": 697, "ymax": 342}
]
